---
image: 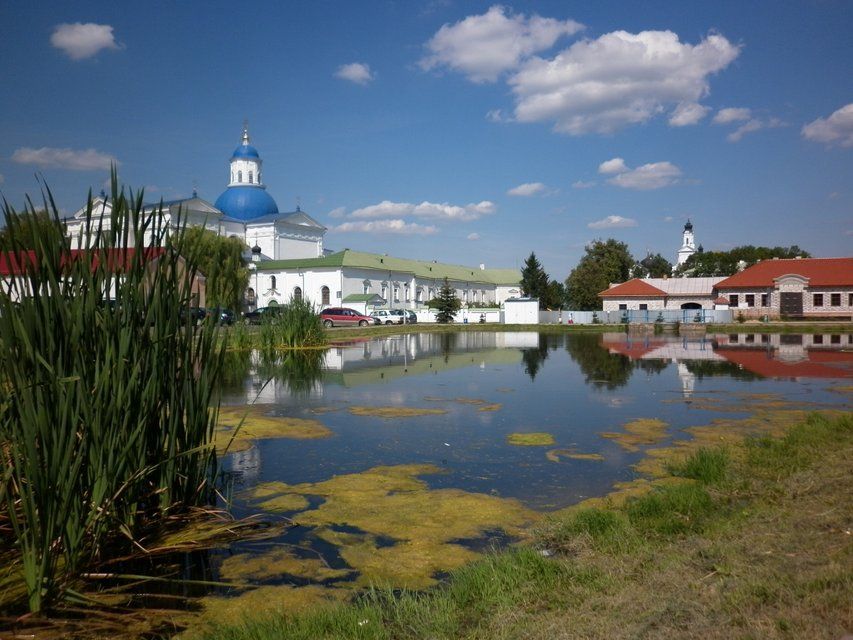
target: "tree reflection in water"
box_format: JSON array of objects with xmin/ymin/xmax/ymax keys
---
[{"xmin": 564, "ymin": 333, "xmax": 634, "ymax": 389}]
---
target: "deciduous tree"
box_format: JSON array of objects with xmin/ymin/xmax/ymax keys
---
[{"xmin": 565, "ymin": 239, "xmax": 634, "ymax": 310}]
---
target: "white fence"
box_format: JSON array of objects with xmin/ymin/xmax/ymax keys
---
[{"xmin": 538, "ymin": 308, "xmax": 734, "ymax": 325}]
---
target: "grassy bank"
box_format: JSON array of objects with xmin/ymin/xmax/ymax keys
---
[
  {"xmin": 196, "ymin": 411, "xmax": 852, "ymax": 640},
  {"xmin": 706, "ymin": 321, "xmax": 853, "ymax": 334},
  {"xmin": 320, "ymin": 322, "xmax": 621, "ymax": 341}
]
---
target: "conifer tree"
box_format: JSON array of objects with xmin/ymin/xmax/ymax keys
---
[{"xmin": 433, "ymin": 277, "xmax": 461, "ymax": 323}]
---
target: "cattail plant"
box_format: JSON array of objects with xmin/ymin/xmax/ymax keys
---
[{"xmin": 0, "ymin": 173, "xmax": 225, "ymax": 614}]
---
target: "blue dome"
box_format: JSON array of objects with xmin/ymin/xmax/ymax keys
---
[
  {"xmin": 231, "ymin": 144, "xmax": 260, "ymax": 159},
  {"xmin": 215, "ymin": 186, "xmax": 279, "ymax": 220}
]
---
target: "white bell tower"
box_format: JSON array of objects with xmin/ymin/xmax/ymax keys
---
[{"xmin": 676, "ymin": 219, "xmax": 697, "ymax": 267}]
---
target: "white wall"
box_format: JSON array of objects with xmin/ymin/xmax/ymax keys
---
[{"xmin": 503, "ymin": 299, "xmax": 539, "ymax": 324}]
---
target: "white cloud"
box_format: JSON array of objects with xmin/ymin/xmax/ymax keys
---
[
  {"xmin": 598, "ymin": 157, "xmax": 682, "ymax": 190},
  {"xmin": 727, "ymin": 117, "xmax": 784, "ymax": 142},
  {"xmin": 334, "ymin": 62, "xmax": 375, "ymax": 85},
  {"xmin": 713, "ymin": 107, "xmax": 752, "ymax": 124},
  {"xmin": 12, "ymin": 146, "xmax": 118, "ymax": 171},
  {"xmin": 598, "ymin": 158, "xmax": 627, "ymax": 174},
  {"xmin": 486, "ymin": 109, "xmax": 510, "ymax": 123},
  {"xmin": 663, "ymin": 215, "xmax": 674, "ymax": 222},
  {"xmin": 331, "ymin": 219, "xmax": 438, "ymax": 235},
  {"xmin": 507, "ymin": 182, "xmax": 546, "ymax": 196},
  {"xmin": 802, "ymin": 103, "xmax": 853, "ymax": 148},
  {"xmin": 349, "ymin": 199, "xmax": 495, "ymax": 222},
  {"xmin": 587, "ymin": 215, "xmax": 637, "ymax": 229},
  {"xmin": 51, "ymin": 23, "xmax": 120, "ymax": 60},
  {"xmin": 327, "ymin": 206, "xmax": 346, "ymax": 219},
  {"xmin": 420, "ymin": 5, "xmax": 583, "ymax": 83},
  {"xmin": 467, "ymin": 232, "xmax": 481, "ymax": 240},
  {"xmin": 669, "ymin": 102, "xmax": 710, "ymax": 126},
  {"xmin": 509, "ymin": 30, "xmax": 739, "ymax": 135},
  {"xmin": 572, "ymin": 180, "xmax": 596, "ymax": 189}
]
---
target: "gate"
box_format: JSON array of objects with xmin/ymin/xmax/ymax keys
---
[{"xmin": 780, "ymin": 292, "xmax": 803, "ymax": 317}]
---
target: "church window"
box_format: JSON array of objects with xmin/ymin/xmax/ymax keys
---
[
  {"xmin": 246, "ymin": 288, "xmax": 255, "ymax": 304},
  {"xmin": 238, "ymin": 170, "xmax": 243, "ymax": 183},
  {"xmin": 270, "ymin": 275, "xmax": 277, "ymax": 290},
  {"xmin": 293, "ymin": 286, "xmax": 303, "ymax": 301},
  {"xmin": 393, "ymin": 286, "xmax": 399, "ymax": 303},
  {"xmin": 363, "ymin": 280, "xmax": 370, "ymax": 294},
  {"xmin": 416, "ymin": 287, "xmax": 423, "ymax": 303},
  {"xmin": 404, "ymin": 284, "xmax": 410, "ymax": 301},
  {"xmin": 321, "ymin": 286, "xmax": 330, "ymax": 305},
  {"xmin": 381, "ymin": 282, "xmax": 387, "ymax": 299},
  {"xmin": 258, "ymin": 172, "xmax": 261, "ymax": 183},
  {"xmin": 249, "ymin": 171, "xmax": 254, "ymax": 184}
]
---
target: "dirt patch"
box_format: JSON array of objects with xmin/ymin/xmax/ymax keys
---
[{"xmin": 507, "ymin": 432, "xmax": 556, "ymax": 446}]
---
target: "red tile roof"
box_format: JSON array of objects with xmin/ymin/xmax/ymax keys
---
[
  {"xmin": 714, "ymin": 257, "xmax": 853, "ymax": 289},
  {"xmin": 716, "ymin": 348, "xmax": 853, "ymax": 379},
  {"xmin": 599, "ymin": 278, "xmax": 667, "ymax": 298},
  {"xmin": 0, "ymin": 248, "xmax": 167, "ymax": 276}
]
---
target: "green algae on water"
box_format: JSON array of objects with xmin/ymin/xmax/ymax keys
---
[
  {"xmin": 546, "ymin": 448, "xmax": 604, "ymax": 462},
  {"xmin": 507, "ymin": 432, "xmax": 556, "ymax": 446},
  {"xmin": 215, "ymin": 404, "xmax": 332, "ymax": 453},
  {"xmin": 348, "ymin": 406, "xmax": 447, "ymax": 418},
  {"xmin": 600, "ymin": 418, "xmax": 669, "ymax": 452},
  {"xmin": 242, "ymin": 464, "xmax": 539, "ymax": 589}
]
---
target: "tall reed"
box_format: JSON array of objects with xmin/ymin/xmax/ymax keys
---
[
  {"xmin": 0, "ymin": 174, "xmax": 225, "ymax": 613},
  {"xmin": 258, "ymin": 297, "xmax": 325, "ymax": 351}
]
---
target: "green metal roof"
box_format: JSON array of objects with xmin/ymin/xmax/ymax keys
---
[
  {"xmin": 257, "ymin": 250, "xmax": 519, "ymax": 286},
  {"xmin": 342, "ymin": 293, "xmax": 385, "ymax": 303}
]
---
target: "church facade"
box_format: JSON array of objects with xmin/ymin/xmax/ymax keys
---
[{"xmin": 64, "ymin": 125, "xmax": 520, "ymax": 312}]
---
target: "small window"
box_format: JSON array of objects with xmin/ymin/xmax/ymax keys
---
[
  {"xmin": 238, "ymin": 170, "xmax": 243, "ymax": 183},
  {"xmin": 813, "ymin": 293, "xmax": 823, "ymax": 307},
  {"xmin": 830, "ymin": 334, "xmax": 841, "ymax": 344},
  {"xmin": 849, "ymin": 293, "xmax": 853, "ymax": 306},
  {"xmin": 258, "ymin": 172, "xmax": 261, "ymax": 183},
  {"xmin": 393, "ymin": 286, "xmax": 399, "ymax": 303},
  {"xmin": 760, "ymin": 334, "xmax": 770, "ymax": 344},
  {"xmin": 321, "ymin": 286, "xmax": 330, "ymax": 305},
  {"xmin": 830, "ymin": 293, "xmax": 841, "ymax": 307},
  {"xmin": 246, "ymin": 287, "xmax": 255, "ymax": 303},
  {"xmin": 745, "ymin": 334, "xmax": 755, "ymax": 343},
  {"xmin": 618, "ymin": 304, "xmax": 628, "ymax": 310},
  {"xmin": 639, "ymin": 304, "xmax": 648, "ymax": 310},
  {"xmin": 248, "ymin": 171, "xmax": 254, "ymax": 184},
  {"xmin": 729, "ymin": 334, "xmax": 739, "ymax": 343},
  {"xmin": 363, "ymin": 280, "xmax": 370, "ymax": 295},
  {"xmin": 293, "ymin": 286, "xmax": 302, "ymax": 301},
  {"xmin": 729, "ymin": 294, "xmax": 739, "ymax": 307},
  {"xmin": 404, "ymin": 284, "xmax": 410, "ymax": 302},
  {"xmin": 745, "ymin": 294, "xmax": 755, "ymax": 307},
  {"xmin": 381, "ymin": 283, "xmax": 387, "ymax": 299},
  {"xmin": 813, "ymin": 334, "xmax": 824, "ymax": 345},
  {"xmin": 270, "ymin": 275, "xmax": 277, "ymax": 290},
  {"xmin": 760, "ymin": 293, "xmax": 769, "ymax": 307}
]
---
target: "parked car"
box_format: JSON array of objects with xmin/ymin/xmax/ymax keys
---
[
  {"xmin": 205, "ymin": 307, "xmax": 235, "ymax": 325},
  {"xmin": 404, "ymin": 310, "xmax": 417, "ymax": 324},
  {"xmin": 179, "ymin": 306, "xmax": 206, "ymax": 325},
  {"xmin": 243, "ymin": 306, "xmax": 283, "ymax": 325},
  {"xmin": 370, "ymin": 309, "xmax": 405, "ymax": 325},
  {"xmin": 320, "ymin": 307, "xmax": 378, "ymax": 327}
]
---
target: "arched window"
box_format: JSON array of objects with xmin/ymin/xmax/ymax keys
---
[
  {"xmin": 293, "ymin": 286, "xmax": 302, "ymax": 301},
  {"xmin": 404, "ymin": 284, "xmax": 410, "ymax": 301},
  {"xmin": 248, "ymin": 170, "xmax": 254, "ymax": 184},
  {"xmin": 238, "ymin": 170, "xmax": 243, "ymax": 183},
  {"xmin": 381, "ymin": 282, "xmax": 387, "ymax": 299},
  {"xmin": 363, "ymin": 280, "xmax": 370, "ymax": 294},
  {"xmin": 246, "ymin": 287, "xmax": 256, "ymax": 304},
  {"xmin": 416, "ymin": 287, "xmax": 423, "ymax": 303},
  {"xmin": 393, "ymin": 285, "xmax": 399, "ymax": 303},
  {"xmin": 321, "ymin": 286, "xmax": 330, "ymax": 305},
  {"xmin": 231, "ymin": 172, "xmax": 234, "ymax": 183},
  {"xmin": 270, "ymin": 275, "xmax": 277, "ymax": 290}
]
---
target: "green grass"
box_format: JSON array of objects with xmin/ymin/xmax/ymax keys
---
[{"xmin": 668, "ymin": 447, "xmax": 730, "ymax": 485}]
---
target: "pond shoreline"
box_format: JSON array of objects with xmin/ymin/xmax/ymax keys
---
[{"xmin": 195, "ymin": 410, "xmax": 853, "ymax": 640}]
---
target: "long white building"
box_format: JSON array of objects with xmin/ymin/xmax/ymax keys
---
[{"xmin": 64, "ymin": 124, "xmax": 520, "ymax": 311}]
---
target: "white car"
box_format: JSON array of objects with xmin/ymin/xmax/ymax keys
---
[{"xmin": 370, "ymin": 309, "xmax": 406, "ymax": 324}]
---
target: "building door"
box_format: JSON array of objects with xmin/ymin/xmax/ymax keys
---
[{"xmin": 780, "ymin": 292, "xmax": 803, "ymax": 317}]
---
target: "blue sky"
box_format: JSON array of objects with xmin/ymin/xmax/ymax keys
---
[{"xmin": 1, "ymin": 1, "xmax": 851, "ymax": 277}]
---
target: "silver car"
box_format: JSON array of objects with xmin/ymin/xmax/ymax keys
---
[{"xmin": 370, "ymin": 309, "xmax": 405, "ymax": 325}]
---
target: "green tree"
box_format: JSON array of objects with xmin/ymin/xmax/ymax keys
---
[
  {"xmin": 431, "ymin": 277, "xmax": 461, "ymax": 323},
  {"xmin": 565, "ymin": 239, "xmax": 634, "ymax": 310},
  {"xmin": 179, "ymin": 227, "xmax": 249, "ymax": 311},
  {"xmin": 0, "ymin": 209, "xmax": 60, "ymax": 251},
  {"xmin": 674, "ymin": 245, "xmax": 810, "ymax": 277},
  {"xmin": 541, "ymin": 279, "xmax": 566, "ymax": 310},
  {"xmin": 635, "ymin": 253, "xmax": 673, "ymax": 278},
  {"xmin": 520, "ymin": 252, "xmax": 550, "ymax": 307}
]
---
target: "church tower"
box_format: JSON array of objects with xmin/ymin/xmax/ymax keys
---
[
  {"xmin": 214, "ymin": 121, "xmax": 280, "ymax": 221},
  {"xmin": 676, "ymin": 219, "xmax": 697, "ymax": 267}
]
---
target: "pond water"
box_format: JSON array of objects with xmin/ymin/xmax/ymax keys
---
[{"xmin": 204, "ymin": 330, "xmax": 851, "ymax": 617}]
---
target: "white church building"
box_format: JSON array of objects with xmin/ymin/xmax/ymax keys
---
[{"xmin": 64, "ymin": 124, "xmax": 520, "ymax": 312}]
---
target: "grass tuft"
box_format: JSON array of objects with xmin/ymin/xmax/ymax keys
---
[{"xmin": 668, "ymin": 447, "xmax": 730, "ymax": 485}]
